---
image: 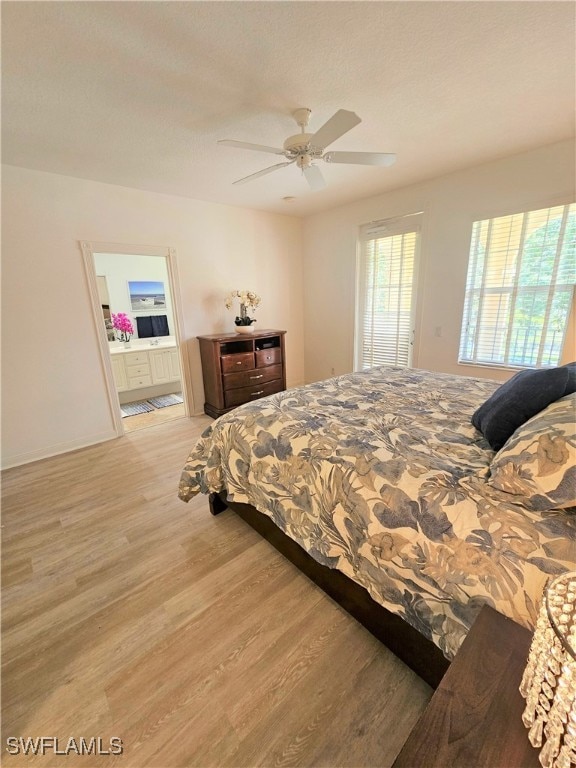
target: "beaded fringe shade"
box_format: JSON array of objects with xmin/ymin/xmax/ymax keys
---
[{"xmin": 519, "ymin": 572, "xmax": 576, "ymax": 768}]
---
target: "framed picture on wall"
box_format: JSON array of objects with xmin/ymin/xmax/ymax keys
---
[{"xmin": 128, "ymin": 280, "xmax": 166, "ymax": 311}]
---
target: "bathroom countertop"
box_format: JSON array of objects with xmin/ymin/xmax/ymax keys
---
[{"xmin": 109, "ymin": 341, "xmax": 177, "ymax": 355}]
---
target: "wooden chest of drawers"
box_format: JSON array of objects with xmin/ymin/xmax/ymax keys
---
[{"xmin": 198, "ymin": 330, "xmax": 287, "ymax": 418}]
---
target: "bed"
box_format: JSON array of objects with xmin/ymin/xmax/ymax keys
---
[{"xmin": 178, "ymin": 366, "xmax": 576, "ymax": 686}]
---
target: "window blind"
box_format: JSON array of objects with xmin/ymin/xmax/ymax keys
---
[
  {"xmin": 356, "ymin": 213, "xmax": 421, "ymax": 369},
  {"xmin": 459, "ymin": 203, "xmax": 575, "ymax": 368}
]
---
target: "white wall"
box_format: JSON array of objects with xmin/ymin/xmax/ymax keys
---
[
  {"xmin": 302, "ymin": 140, "xmax": 575, "ymax": 384},
  {"xmin": 1, "ymin": 165, "xmax": 304, "ymax": 468},
  {"xmin": 3, "ymin": 141, "xmax": 573, "ymax": 468},
  {"xmin": 93, "ymin": 252, "xmax": 175, "ymax": 341}
]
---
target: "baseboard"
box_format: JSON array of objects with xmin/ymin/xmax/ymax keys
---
[{"xmin": 1, "ymin": 430, "xmax": 118, "ymax": 470}]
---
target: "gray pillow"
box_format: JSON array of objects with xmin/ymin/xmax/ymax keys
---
[{"xmin": 472, "ymin": 365, "xmax": 574, "ymax": 451}]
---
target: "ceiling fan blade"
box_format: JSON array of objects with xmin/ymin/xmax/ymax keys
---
[
  {"xmin": 309, "ymin": 109, "xmax": 362, "ymax": 150},
  {"xmin": 218, "ymin": 139, "xmax": 285, "ymax": 155},
  {"xmin": 303, "ymin": 164, "xmax": 327, "ymax": 191},
  {"xmin": 324, "ymin": 151, "xmax": 396, "ymax": 167},
  {"xmin": 232, "ymin": 160, "xmax": 295, "ymax": 185}
]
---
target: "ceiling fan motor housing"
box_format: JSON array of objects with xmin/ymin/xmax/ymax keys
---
[{"xmin": 283, "ymin": 133, "xmax": 323, "ymax": 159}]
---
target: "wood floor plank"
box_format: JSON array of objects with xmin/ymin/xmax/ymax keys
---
[
  {"xmin": 1, "ymin": 557, "xmax": 33, "ymax": 588},
  {"xmin": 2, "ymin": 415, "xmax": 431, "ymax": 767},
  {"xmin": 306, "ymin": 655, "xmax": 431, "ymax": 768},
  {"xmin": 122, "ymin": 403, "xmax": 186, "ymax": 433}
]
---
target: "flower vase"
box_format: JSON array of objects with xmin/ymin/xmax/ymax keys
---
[
  {"xmin": 123, "ymin": 340, "xmax": 132, "ymax": 349},
  {"xmin": 235, "ymin": 303, "xmax": 255, "ymax": 333}
]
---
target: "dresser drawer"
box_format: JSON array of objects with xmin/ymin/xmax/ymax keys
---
[
  {"xmin": 221, "ymin": 352, "xmax": 255, "ymax": 374},
  {"xmin": 255, "ymin": 348, "xmax": 282, "ymax": 368},
  {"xmin": 223, "ymin": 364, "xmax": 283, "ymax": 391},
  {"xmin": 224, "ymin": 378, "xmax": 284, "ymax": 408},
  {"xmin": 123, "ymin": 351, "xmax": 149, "ymax": 365},
  {"xmin": 127, "ymin": 375, "xmax": 153, "ymax": 389}
]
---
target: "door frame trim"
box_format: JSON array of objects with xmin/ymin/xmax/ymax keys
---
[{"xmin": 80, "ymin": 240, "xmax": 194, "ymax": 436}]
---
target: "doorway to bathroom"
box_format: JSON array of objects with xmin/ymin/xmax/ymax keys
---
[{"xmin": 81, "ymin": 242, "xmax": 193, "ymax": 435}]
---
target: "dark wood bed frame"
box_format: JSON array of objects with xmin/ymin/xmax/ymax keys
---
[{"xmin": 209, "ymin": 491, "xmax": 450, "ymax": 689}]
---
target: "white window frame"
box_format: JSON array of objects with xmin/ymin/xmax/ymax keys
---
[
  {"xmin": 355, "ymin": 212, "xmax": 422, "ymax": 371},
  {"xmin": 458, "ymin": 203, "xmax": 575, "ymax": 370}
]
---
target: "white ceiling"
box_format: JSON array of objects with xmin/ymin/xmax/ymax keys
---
[{"xmin": 2, "ymin": 1, "xmax": 574, "ymax": 217}]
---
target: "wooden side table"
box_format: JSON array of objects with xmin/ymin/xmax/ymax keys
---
[{"xmin": 393, "ymin": 605, "xmax": 541, "ymax": 768}]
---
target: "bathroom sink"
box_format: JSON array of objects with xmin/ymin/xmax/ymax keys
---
[{"xmin": 151, "ymin": 340, "xmax": 175, "ymax": 347}]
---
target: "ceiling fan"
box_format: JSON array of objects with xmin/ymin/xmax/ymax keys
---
[{"xmin": 218, "ymin": 108, "xmax": 396, "ymax": 191}]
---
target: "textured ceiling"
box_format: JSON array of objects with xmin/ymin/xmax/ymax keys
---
[{"xmin": 2, "ymin": 1, "xmax": 575, "ymax": 217}]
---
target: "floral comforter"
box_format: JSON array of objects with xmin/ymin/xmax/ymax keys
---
[{"xmin": 179, "ymin": 367, "xmax": 575, "ymax": 659}]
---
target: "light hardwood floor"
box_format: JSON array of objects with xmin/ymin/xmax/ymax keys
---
[
  {"xmin": 121, "ymin": 402, "xmax": 186, "ymax": 433},
  {"xmin": 1, "ymin": 416, "xmax": 431, "ymax": 767}
]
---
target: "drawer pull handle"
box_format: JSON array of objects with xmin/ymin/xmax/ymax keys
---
[
  {"xmin": 250, "ymin": 375, "xmax": 264, "ymax": 380},
  {"xmin": 250, "ymin": 390, "xmax": 264, "ymax": 396},
  {"xmin": 236, "ymin": 361, "xmax": 243, "ymax": 366}
]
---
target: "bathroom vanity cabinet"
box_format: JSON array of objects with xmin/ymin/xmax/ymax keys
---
[{"xmin": 110, "ymin": 346, "xmax": 181, "ymax": 393}]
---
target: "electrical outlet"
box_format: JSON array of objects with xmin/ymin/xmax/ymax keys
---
[{"xmin": 434, "ymin": 326, "xmax": 442, "ymax": 338}]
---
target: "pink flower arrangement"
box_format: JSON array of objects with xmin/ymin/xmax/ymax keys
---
[{"xmin": 111, "ymin": 312, "xmax": 134, "ymax": 342}]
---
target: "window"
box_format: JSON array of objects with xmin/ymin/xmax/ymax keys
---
[
  {"xmin": 459, "ymin": 203, "xmax": 575, "ymax": 368},
  {"xmin": 356, "ymin": 213, "xmax": 421, "ymax": 369}
]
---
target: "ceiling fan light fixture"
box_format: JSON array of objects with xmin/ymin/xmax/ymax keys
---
[{"xmin": 296, "ymin": 154, "xmax": 313, "ymax": 170}]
